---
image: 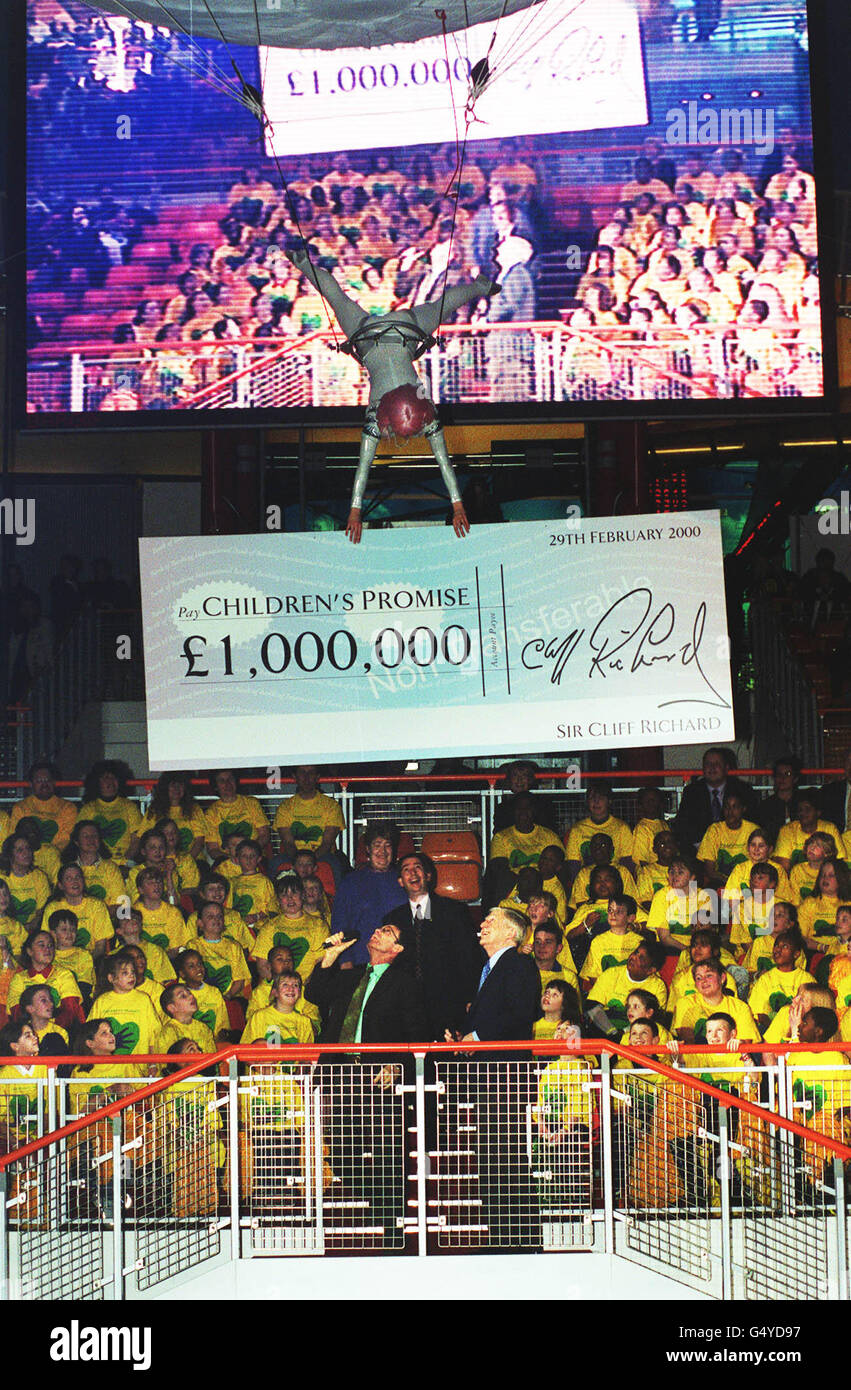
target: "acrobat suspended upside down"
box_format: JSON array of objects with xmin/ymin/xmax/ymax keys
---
[{"xmin": 286, "ymin": 245, "xmax": 500, "ymax": 542}]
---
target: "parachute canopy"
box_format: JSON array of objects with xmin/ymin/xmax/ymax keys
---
[{"xmin": 89, "ymin": 0, "xmax": 544, "ymax": 52}]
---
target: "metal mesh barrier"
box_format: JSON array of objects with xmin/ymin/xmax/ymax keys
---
[
  {"xmin": 612, "ymin": 1067, "xmax": 716, "ymax": 1288},
  {"xmin": 241, "ymin": 1062, "xmax": 321, "ymax": 1253},
  {"xmin": 132, "ymin": 1081, "xmax": 223, "ymax": 1290},
  {"xmin": 7, "ymin": 1146, "xmax": 107, "ymax": 1301},
  {"xmin": 735, "ymin": 1063, "xmax": 851, "ymax": 1301},
  {"xmin": 242, "ymin": 1061, "xmax": 407, "ymax": 1252},
  {"xmin": 434, "ymin": 1059, "xmax": 590, "ymax": 1250},
  {"xmin": 353, "ymin": 791, "xmax": 483, "ymax": 840},
  {"xmin": 0, "ymin": 1050, "xmax": 848, "ymax": 1295}
]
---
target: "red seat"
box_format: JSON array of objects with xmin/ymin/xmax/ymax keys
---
[
  {"xmin": 434, "ymin": 861, "xmax": 481, "ymax": 902},
  {"xmin": 107, "ymin": 264, "xmax": 151, "ymax": 288},
  {"xmin": 420, "ymin": 831, "xmax": 481, "ymax": 864},
  {"xmin": 131, "ymin": 240, "xmax": 174, "ymax": 264}
]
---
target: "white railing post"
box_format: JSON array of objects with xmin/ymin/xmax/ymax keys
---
[
  {"xmin": 0, "ymin": 1170, "xmax": 8, "ymax": 1301},
  {"xmin": 414, "ymin": 1052, "xmax": 428, "ymax": 1257},
  {"xmin": 599, "ymin": 1053, "xmax": 615, "ymax": 1254},
  {"xmin": 833, "ymin": 1155, "xmax": 849, "ymax": 1301},
  {"xmin": 110, "ymin": 1115, "xmax": 123, "ymax": 1300},
  {"xmin": 228, "ymin": 1056, "xmax": 240, "ymax": 1263},
  {"xmin": 717, "ymin": 1104, "xmax": 733, "ymax": 1300}
]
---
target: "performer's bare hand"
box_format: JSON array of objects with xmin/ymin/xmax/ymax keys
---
[
  {"xmin": 452, "ymin": 503, "xmax": 470, "ymax": 538},
  {"xmin": 346, "ymin": 508, "xmax": 363, "ymax": 544}
]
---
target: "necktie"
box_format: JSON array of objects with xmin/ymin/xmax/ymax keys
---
[
  {"xmin": 338, "ymin": 966, "xmax": 373, "ymax": 1044},
  {"xmin": 478, "ymin": 959, "xmax": 492, "ymax": 993},
  {"xmin": 711, "ymin": 788, "xmax": 722, "ymax": 821},
  {"xmin": 412, "ymin": 903, "xmax": 424, "ymax": 982}
]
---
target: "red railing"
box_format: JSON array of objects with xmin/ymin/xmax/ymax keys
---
[{"xmin": 3, "ymin": 1040, "xmax": 850, "ymax": 1173}]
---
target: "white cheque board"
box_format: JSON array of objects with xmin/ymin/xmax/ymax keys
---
[{"xmin": 139, "ymin": 511, "xmax": 734, "ymax": 769}]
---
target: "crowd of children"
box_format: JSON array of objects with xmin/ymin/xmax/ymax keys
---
[{"xmin": 0, "ymin": 752, "xmax": 849, "ymax": 1216}]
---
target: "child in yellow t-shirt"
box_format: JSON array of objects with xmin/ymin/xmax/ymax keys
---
[
  {"xmin": 250, "ymin": 874, "xmax": 326, "ymax": 981},
  {"xmin": 134, "ymin": 868, "xmax": 191, "ymax": 957},
  {"xmin": 747, "ymin": 928, "xmax": 815, "ymax": 1033},
  {"xmin": 156, "ymin": 982, "xmax": 217, "ymax": 1053},
  {"xmin": 188, "ymin": 901, "xmax": 251, "ymax": 1001},
  {"xmin": 47, "ymin": 909, "xmax": 96, "ymax": 1007},
  {"xmin": 569, "ymin": 833, "xmax": 640, "ymax": 908},
  {"xmin": 788, "ymin": 831, "xmax": 838, "ymax": 904},
  {"xmin": 88, "ymin": 949, "xmax": 161, "ymax": 1055},
  {"xmin": 533, "ymin": 977, "xmax": 581, "ymax": 1040},
  {"xmin": 587, "ymin": 940, "xmax": 668, "ymax": 1034},
  {"xmin": 579, "ymin": 894, "xmax": 645, "ymax": 990},
  {"xmin": 185, "ymin": 873, "xmax": 253, "ymax": 950},
  {"xmin": 240, "ymin": 972, "xmax": 315, "ymax": 1046},
  {"xmin": 230, "ymin": 841, "xmax": 277, "ymax": 929},
  {"xmin": 176, "ymin": 950, "xmax": 229, "ymax": 1040}
]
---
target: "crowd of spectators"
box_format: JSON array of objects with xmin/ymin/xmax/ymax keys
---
[
  {"xmin": 0, "ymin": 746, "xmax": 849, "ymax": 1225},
  {"xmin": 26, "ymin": 3, "xmax": 822, "ymax": 407}
]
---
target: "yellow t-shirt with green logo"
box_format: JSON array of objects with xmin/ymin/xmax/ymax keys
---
[
  {"xmin": 230, "ymin": 872, "xmax": 277, "ymax": 923},
  {"xmin": 187, "ymin": 935, "xmax": 250, "ymax": 998},
  {"xmin": 646, "ymin": 884, "xmax": 713, "ymax": 940},
  {"xmin": 536, "ymin": 961, "xmax": 580, "ymax": 998},
  {"xmin": 580, "ymin": 929, "xmax": 644, "ymax": 984},
  {"xmin": 79, "ymin": 858, "xmax": 126, "ymax": 907},
  {"xmin": 636, "ymin": 862, "xmax": 669, "ymax": 905},
  {"xmin": 139, "ymin": 803, "xmax": 208, "ymax": 854},
  {"xmin": 55, "ymin": 946, "xmax": 95, "ymax": 990},
  {"xmin": 185, "ymin": 981, "xmax": 229, "ymax": 1039},
  {"xmin": 789, "ymin": 861, "xmax": 821, "ymax": 904},
  {"xmin": 798, "ymin": 895, "xmax": 851, "ymax": 949},
  {"xmin": 697, "ymin": 819, "xmax": 759, "ymax": 875},
  {"xmin": 489, "ymin": 823, "xmax": 563, "ymax": 873},
  {"xmin": 829, "ymin": 954, "xmax": 851, "ymax": 1017},
  {"xmin": 155, "ymin": 1016, "xmax": 216, "ymax": 1053},
  {"xmin": 252, "ymin": 913, "xmax": 327, "ymax": 980},
  {"xmin": 742, "ymin": 934, "xmax": 807, "ymax": 977},
  {"xmin": 588, "ymin": 964, "xmax": 667, "ymax": 1028},
  {"xmin": 788, "ymin": 1052, "xmax": 851, "ymax": 1120},
  {"xmin": 7, "ymin": 963, "xmax": 82, "ymax": 1013},
  {"xmin": 240, "ymin": 1005, "xmax": 315, "ymax": 1046},
  {"xmin": 11, "ymin": 794, "xmax": 77, "ymax": 850},
  {"xmin": 569, "ymin": 862, "xmax": 640, "ymax": 909},
  {"xmin": 186, "ymin": 908, "xmax": 252, "ymax": 951},
  {"xmin": 135, "ymin": 900, "xmax": 191, "ymax": 954},
  {"xmin": 204, "ymin": 794, "xmax": 270, "ymax": 848},
  {"xmin": 0, "ymin": 1063, "xmax": 50, "ymax": 1142},
  {"xmin": 48, "ymin": 893, "xmax": 113, "ymax": 952},
  {"xmin": 273, "ymin": 792, "xmax": 344, "ymax": 852},
  {"xmin": 565, "ymin": 814, "xmax": 633, "ymax": 866},
  {"xmin": 672, "ymin": 991, "xmax": 761, "ymax": 1042},
  {"xmin": 534, "ymin": 1055, "xmax": 594, "ymax": 1127},
  {"xmin": 88, "ymin": 987, "xmax": 160, "ymax": 1054},
  {"xmin": 748, "ymin": 965, "xmax": 815, "ymax": 1022},
  {"xmin": 5, "ymin": 868, "xmax": 50, "ymax": 927},
  {"xmin": 34, "ymin": 844, "xmax": 61, "ymax": 886},
  {"xmin": 129, "ymin": 937, "xmax": 176, "ymax": 985},
  {"xmin": 77, "ymin": 797, "xmax": 142, "ymax": 862},
  {"xmin": 722, "ymin": 858, "xmax": 793, "ymax": 913},
  {"xmin": 631, "ymin": 817, "xmax": 669, "ymax": 867},
  {"xmin": 775, "ymin": 819, "xmax": 841, "ymax": 870},
  {"xmin": 245, "ymin": 985, "xmax": 320, "ymax": 1030},
  {"xmin": 0, "ymin": 913, "xmax": 27, "ymax": 955}
]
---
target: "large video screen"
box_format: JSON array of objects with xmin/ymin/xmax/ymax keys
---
[{"xmin": 24, "ymin": 0, "xmax": 825, "ymax": 421}]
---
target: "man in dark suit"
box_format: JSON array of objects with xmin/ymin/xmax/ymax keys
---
[
  {"xmin": 672, "ymin": 747, "xmax": 757, "ymax": 851},
  {"xmin": 819, "ymin": 750, "xmax": 851, "ymax": 835},
  {"xmin": 305, "ymin": 925, "xmax": 425, "ymax": 1246},
  {"xmin": 383, "ymin": 852, "xmax": 482, "ymax": 1040},
  {"xmin": 445, "ymin": 906, "xmax": 541, "ymax": 1249}
]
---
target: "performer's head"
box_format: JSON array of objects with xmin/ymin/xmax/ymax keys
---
[{"xmin": 376, "ymin": 383, "xmax": 436, "ymax": 439}]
